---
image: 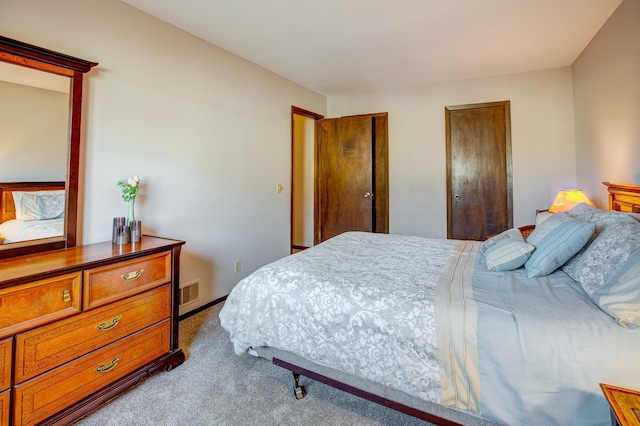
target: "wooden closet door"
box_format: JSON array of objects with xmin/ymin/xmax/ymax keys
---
[
  {"xmin": 315, "ymin": 116, "xmax": 374, "ymax": 243},
  {"xmin": 446, "ymin": 101, "xmax": 512, "ymax": 240}
]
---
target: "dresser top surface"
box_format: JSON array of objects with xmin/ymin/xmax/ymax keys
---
[{"xmin": 0, "ymin": 235, "xmax": 185, "ymax": 286}]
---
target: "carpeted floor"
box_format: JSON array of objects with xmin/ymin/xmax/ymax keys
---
[{"xmin": 74, "ymin": 302, "xmax": 431, "ymax": 425}]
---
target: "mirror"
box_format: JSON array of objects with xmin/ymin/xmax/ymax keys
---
[{"xmin": 0, "ymin": 36, "xmax": 97, "ymax": 259}]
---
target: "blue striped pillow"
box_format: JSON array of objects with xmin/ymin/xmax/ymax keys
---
[
  {"xmin": 480, "ymin": 228, "xmax": 535, "ymax": 271},
  {"xmin": 524, "ymin": 218, "xmax": 595, "ymax": 278}
]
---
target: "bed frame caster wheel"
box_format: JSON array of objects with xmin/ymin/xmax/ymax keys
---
[
  {"xmin": 292, "ymin": 372, "xmax": 306, "ymax": 399},
  {"xmin": 294, "ymin": 385, "xmax": 306, "ymax": 399}
]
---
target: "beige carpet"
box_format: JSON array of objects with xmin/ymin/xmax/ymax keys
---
[{"xmin": 74, "ymin": 302, "xmax": 431, "ymax": 425}]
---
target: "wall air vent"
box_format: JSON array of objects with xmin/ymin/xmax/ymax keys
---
[{"xmin": 180, "ymin": 280, "xmax": 200, "ymax": 306}]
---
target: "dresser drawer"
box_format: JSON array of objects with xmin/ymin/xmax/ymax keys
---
[
  {"xmin": 0, "ymin": 273, "xmax": 81, "ymax": 338},
  {"xmin": 0, "ymin": 389, "xmax": 9, "ymax": 426},
  {"xmin": 14, "ymin": 319, "xmax": 170, "ymax": 426},
  {"xmin": 15, "ymin": 285, "xmax": 171, "ymax": 383},
  {"xmin": 0, "ymin": 339, "xmax": 10, "ymax": 392},
  {"xmin": 83, "ymin": 252, "xmax": 171, "ymax": 310}
]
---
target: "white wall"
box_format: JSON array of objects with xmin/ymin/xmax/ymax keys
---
[
  {"xmin": 0, "ymin": 0, "xmax": 326, "ymax": 314},
  {"xmin": 328, "ymin": 68, "xmax": 577, "ymax": 238},
  {"xmin": 572, "ymin": 0, "xmax": 640, "ymax": 208}
]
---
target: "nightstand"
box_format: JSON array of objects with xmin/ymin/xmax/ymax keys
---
[{"xmin": 601, "ymin": 383, "xmax": 640, "ymax": 426}]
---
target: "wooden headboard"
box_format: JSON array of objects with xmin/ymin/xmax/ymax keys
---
[
  {"xmin": 602, "ymin": 182, "xmax": 640, "ymax": 213},
  {"xmin": 0, "ymin": 182, "xmax": 66, "ymax": 223}
]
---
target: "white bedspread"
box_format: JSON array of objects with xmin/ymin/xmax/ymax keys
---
[
  {"xmin": 219, "ymin": 231, "xmax": 461, "ymax": 404},
  {"xmin": 0, "ymin": 217, "xmax": 64, "ymax": 243}
]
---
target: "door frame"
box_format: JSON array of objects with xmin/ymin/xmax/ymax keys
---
[{"xmin": 291, "ymin": 106, "xmax": 323, "ymax": 253}]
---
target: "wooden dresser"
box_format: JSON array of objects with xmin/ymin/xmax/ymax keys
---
[{"xmin": 0, "ymin": 236, "xmax": 185, "ymax": 425}]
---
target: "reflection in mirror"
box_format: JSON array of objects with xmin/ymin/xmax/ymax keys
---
[
  {"xmin": 0, "ymin": 35, "xmax": 97, "ymax": 259},
  {"xmin": 0, "ymin": 62, "xmax": 69, "ymax": 246},
  {"xmin": 0, "ymin": 62, "xmax": 69, "ymax": 181}
]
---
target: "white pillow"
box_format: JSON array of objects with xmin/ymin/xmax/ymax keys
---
[
  {"xmin": 567, "ymin": 203, "xmax": 637, "ymax": 228},
  {"xmin": 535, "ymin": 211, "xmax": 553, "ymax": 227},
  {"xmin": 571, "ymin": 221, "xmax": 640, "ymax": 327},
  {"xmin": 12, "ymin": 190, "xmax": 65, "ymax": 221}
]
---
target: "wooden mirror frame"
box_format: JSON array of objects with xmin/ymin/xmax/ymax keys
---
[{"xmin": 0, "ymin": 35, "xmax": 97, "ymax": 259}]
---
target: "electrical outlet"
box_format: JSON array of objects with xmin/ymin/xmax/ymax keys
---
[{"xmin": 234, "ymin": 259, "xmax": 241, "ymax": 273}]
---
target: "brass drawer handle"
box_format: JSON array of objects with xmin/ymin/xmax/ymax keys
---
[
  {"xmin": 95, "ymin": 356, "xmax": 121, "ymax": 373},
  {"xmin": 63, "ymin": 289, "xmax": 71, "ymax": 302},
  {"xmin": 121, "ymin": 268, "xmax": 144, "ymax": 281},
  {"xmin": 95, "ymin": 315, "xmax": 122, "ymax": 331}
]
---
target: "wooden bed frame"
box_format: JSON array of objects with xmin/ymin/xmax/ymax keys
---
[
  {"xmin": 268, "ymin": 182, "xmax": 640, "ymax": 426},
  {"xmin": 603, "ymin": 181, "xmax": 640, "ymax": 213},
  {"xmin": 0, "ymin": 181, "xmax": 65, "ymax": 224}
]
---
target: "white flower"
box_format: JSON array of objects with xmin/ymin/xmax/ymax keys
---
[
  {"xmin": 128, "ymin": 175, "xmax": 140, "ymax": 187},
  {"xmin": 117, "ymin": 175, "xmax": 142, "ymax": 202}
]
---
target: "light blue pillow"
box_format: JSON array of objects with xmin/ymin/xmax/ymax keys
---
[
  {"xmin": 524, "ymin": 215, "xmax": 595, "ymax": 278},
  {"xmin": 526, "ymin": 212, "xmax": 574, "ymax": 246},
  {"xmin": 480, "ymin": 228, "xmax": 535, "ymax": 271}
]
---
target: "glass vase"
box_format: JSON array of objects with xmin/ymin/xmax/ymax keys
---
[{"xmin": 127, "ymin": 199, "xmax": 136, "ymax": 226}]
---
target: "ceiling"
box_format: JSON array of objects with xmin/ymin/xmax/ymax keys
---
[{"xmin": 120, "ymin": 0, "xmax": 622, "ymax": 95}]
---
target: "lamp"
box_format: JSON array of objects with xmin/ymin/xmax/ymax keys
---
[{"xmin": 548, "ymin": 189, "xmax": 594, "ymax": 213}]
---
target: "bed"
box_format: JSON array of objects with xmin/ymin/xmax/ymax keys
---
[
  {"xmin": 0, "ymin": 182, "xmax": 65, "ymax": 244},
  {"xmin": 219, "ymin": 182, "xmax": 640, "ymax": 425}
]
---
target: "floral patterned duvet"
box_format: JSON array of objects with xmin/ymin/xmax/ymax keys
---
[
  {"xmin": 219, "ymin": 231, "xmax": 461, "ymax": 404},
  {"xmin": 220, "ymin": 231, "xmax": 640, "ymax": 425}
]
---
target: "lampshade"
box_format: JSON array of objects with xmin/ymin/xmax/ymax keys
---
[{"xmin": 548, "ymin": 189, "xmax": 594, "ymax": 213}]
